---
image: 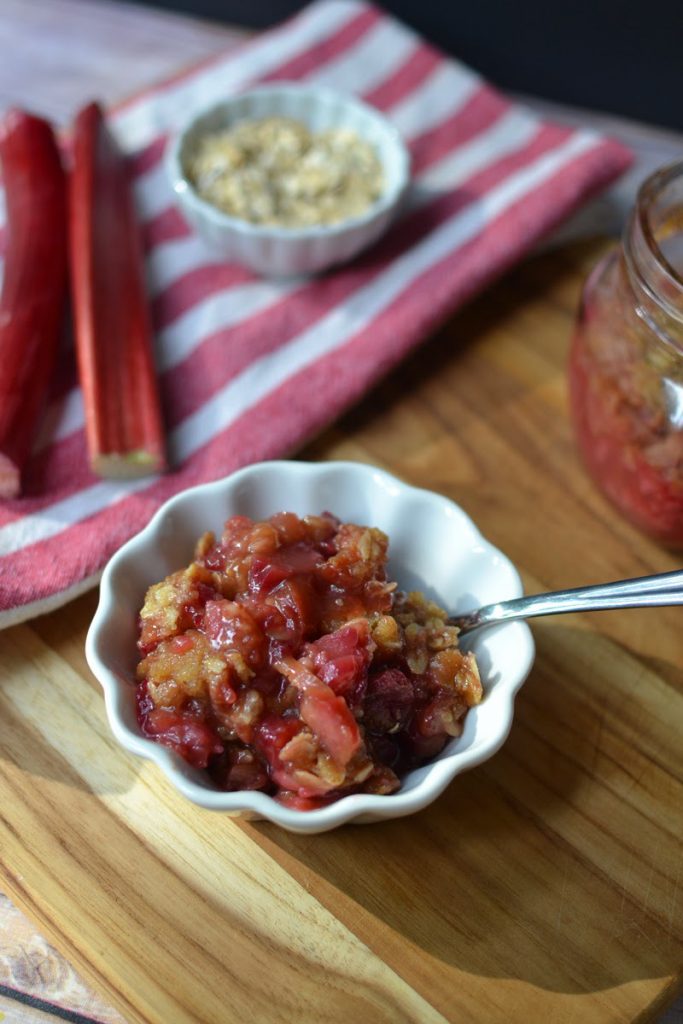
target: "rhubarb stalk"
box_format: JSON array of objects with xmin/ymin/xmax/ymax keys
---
[
  {"xmin": 0, "ymin": 109, "xmax": 67, "ymax": 499},
  {"xmin": 70, "ymin": 101, "xmax": 166, "ymax": 478}
]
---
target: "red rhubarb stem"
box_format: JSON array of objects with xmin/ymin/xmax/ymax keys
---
[
  {"xmin": 0, "ymin": 109, "xmax": 67, "ymax": 499},
  {"xmin": 70, "ymin": 101, "xmax": 166, "ymax": 478}
]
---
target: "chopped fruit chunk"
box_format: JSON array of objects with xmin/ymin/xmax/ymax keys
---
[
  {"xmin": 136, "ymin": 684, "xmax": 223, "ymax": 769},
  {"xmin": 276, "ymin": 656, "xmax": 361, "ymax": 767},
  {"xmin": 304, "ymin": 619, "xmax": 373, "ymax": 696},
  {"xmin": 203, "ymin": 600, "xmax": 265, "ymax": 670},
  {"xmin": 364, "ymin": 668, "xmax": 414, "ymax": 734}
]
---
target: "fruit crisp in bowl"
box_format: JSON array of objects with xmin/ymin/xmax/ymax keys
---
[
  {"xmin": 87, "ymin": 460, "xmax": 534, "ymax": 833},
  {"xmin": 135, "ymin": 510, "xmax": 482, "ymax": 812}
]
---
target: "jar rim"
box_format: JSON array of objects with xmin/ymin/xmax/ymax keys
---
[{"xmin": 636, "ymin": 158, "xmax": 683, "ymax": 290}]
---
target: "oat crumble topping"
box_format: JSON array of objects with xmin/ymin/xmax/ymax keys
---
[{"xmin": 187, "ymin": 116, "xmax": 384, "ymax": 228}]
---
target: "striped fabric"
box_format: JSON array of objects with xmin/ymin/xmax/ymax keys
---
[{"xmin": 0, "ymin": 0, "xmax": 631, "ymax": 626}]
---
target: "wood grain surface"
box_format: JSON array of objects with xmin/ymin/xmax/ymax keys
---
[{"xmin": 1, "ymin": 238, "xmax": 682, "ymax": 1024}]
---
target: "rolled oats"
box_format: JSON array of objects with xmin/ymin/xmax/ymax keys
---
[{"xmin": 187, "ymin": 116, "xmax": 384, "ymax": 227}]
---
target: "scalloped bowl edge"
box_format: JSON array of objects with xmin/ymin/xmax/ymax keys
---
[{"xmin": 86, "ymin": 461, "xmax": 534, "ymax": 834}]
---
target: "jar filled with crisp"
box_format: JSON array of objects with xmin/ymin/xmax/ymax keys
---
[{"xmin": 568, "ymin": 160, "xmax": 683, "ymax": 545}]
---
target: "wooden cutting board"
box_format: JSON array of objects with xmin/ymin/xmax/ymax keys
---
[{"xmin": 1, "ymin": 240, "xmax": 681, "ymax": 1024}]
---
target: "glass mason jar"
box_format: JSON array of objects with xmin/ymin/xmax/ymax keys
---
[{"xmin": 568, "ymin": 160, "xmax": 683, "ymax": 545}]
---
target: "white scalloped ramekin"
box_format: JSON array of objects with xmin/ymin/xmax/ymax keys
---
[
  {"xmin": 166, "ymin": 85, "xmax": 410, "ymax": 277},
  {"xmin": 86, "ymin": 461, "xmax": 534, "ymax": 834}
]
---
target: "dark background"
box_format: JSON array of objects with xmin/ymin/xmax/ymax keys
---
[{"xmin": 134, "ymin": 0, "xmax": 683, "ymax": 131}]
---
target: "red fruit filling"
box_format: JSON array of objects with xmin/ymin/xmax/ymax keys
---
[{"xmin": 135, "ymin": 512, "xmax": 482, "ymax": 807}]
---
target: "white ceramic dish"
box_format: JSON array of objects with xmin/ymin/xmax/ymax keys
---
[
  {"xmin": 166, "ymin": 85, "xmax": 410, "ymax": 277},
  {"xmin": 86, "ymin": 461, "xmax": 535, "ymax": 834}
]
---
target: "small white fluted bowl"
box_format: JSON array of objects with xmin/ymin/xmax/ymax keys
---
[
  {"xmin": 86, "ymin": 461, "xmax": 534, "ymax": 834},
  {"xmin": 166, "ymin": 84, "xmax": 410, "ymax": 277}
]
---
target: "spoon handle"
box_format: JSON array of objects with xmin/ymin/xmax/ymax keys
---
[{"xmin": 452, "ymin": 568, "xmax": 683, "ymax": 635}]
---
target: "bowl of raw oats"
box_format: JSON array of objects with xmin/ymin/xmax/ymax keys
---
[{"xmin": 167, "ymin": 84, "xmax": 410, "ymax": 277}]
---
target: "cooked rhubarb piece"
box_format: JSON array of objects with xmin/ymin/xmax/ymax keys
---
[
  {"xmin": 0, "ymin": 109, "xmax": 67, "ymax": 499},
  {"xmin": 135, "ymin": 511, "xmax": 482, "ymax": 806},
  {"xmin": 69, "ymin": 101, "xmax": 166, "ymax": 478}
]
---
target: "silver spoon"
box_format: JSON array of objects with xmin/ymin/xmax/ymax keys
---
[{"xmin": 450, "ymin": 568, "xmax": 683, "ymax": 636}]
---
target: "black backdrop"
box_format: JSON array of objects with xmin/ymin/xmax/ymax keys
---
[{"xmin": 134, "ymin": 0, "xmax": 683, "ymax": 132}]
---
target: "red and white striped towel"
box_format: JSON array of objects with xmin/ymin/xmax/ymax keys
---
[{"xmin": 0, "ymin": 0, "xmax": 630, "ymax": 627}]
